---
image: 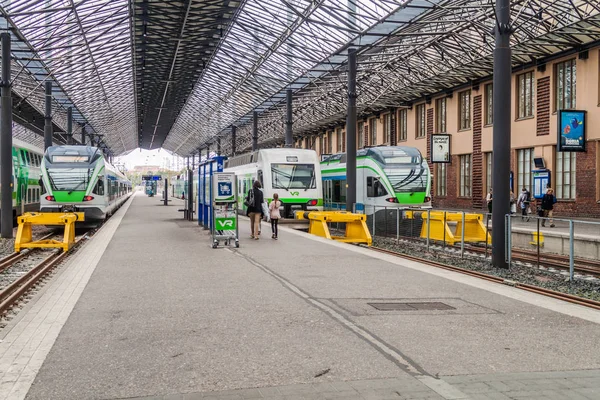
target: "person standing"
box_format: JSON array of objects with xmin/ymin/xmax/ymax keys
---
[
  {"xmin": 245, "ymin": 180, "xmax": 264, "ymax": 239},
  {"xmin": 269, "ymin": 193, "xmax": 282, "ymax": 239},
  {"xmin": 517, "ymin": 187, "xmax": 531, "ymax": 221},
  {"xmin": 541, "ymin": 188, "xmax": 556, "ymax": 228},
  {"xmin": 486, "ymin": 189, "xmax": 493, "ymax": 214}
]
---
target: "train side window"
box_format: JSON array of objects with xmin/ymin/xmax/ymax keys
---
[
  {"xmin": 367, "ymin": 177, "xmax": 387, "ymax": 197},
  {"xmin": 95, "ymin": 176, "xmax": 105, "ymax": 195}
]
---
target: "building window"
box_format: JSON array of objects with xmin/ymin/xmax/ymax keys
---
[
  {"xmin": 459, "ymin": 154, "xmax": 471, "ymax": 197},
  {"xmin": 383, "ymin": 114, "xmax": 391, "ymax": 143},
  {"xmin": 319, "ymin": 135, "xmax": 324, "ymax": 154},
  {"xmin": 517, "ymin": 148, "xmax": 534, "ymax": 194},
  {"xmin": 518, "ymin": 71, "xmax": 534, "ymax": 118},
  {"xmin": 398, "ymin": 109, "xmax": 407, "ymax": 141},
  {"xmin": 416, "ymin": 104, "xmax": 426, "ymax": 138},
  {"xmin": 369, "ymin": 118, "xmax": 377, "ymax": 145},
  {"xmin": 435, "ymin": 163, "xmax": 447, "ymax": 197},
  {"xmin": 358, "ymin": 123, "xmax": 364, "ymax": 149},
  {"xmin": 485, "ymin": 84, "xmax": 493, "ymax": 125},
  {"xmin": 327, "ymin": 133, "xmax": 332, "ymax": 154},
  {"xmin": 459, "ymin": 90, "xmax": 471, "ymax": 130},
  {"xmin": 336, "ymin": 128, "xmax": 342, "ymax": 152},
  {"xmin": 436, "ymin": 98, "xmax": 446, "ymax": 133},
  {"xmin": 555, "ymin": 59, "xmax": 576, "ymax": 110},
  {"xmin": 485, "ymin": 152, "xmax": 493, "ymax": 192},
  {"xmin": 556, "ymin": 150, "xmax": 576, "ymax": 200}
]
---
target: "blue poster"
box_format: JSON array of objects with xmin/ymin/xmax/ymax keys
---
[{"xmin": 558, "ymin": 110, "xmax": 586, "ymax": 152}]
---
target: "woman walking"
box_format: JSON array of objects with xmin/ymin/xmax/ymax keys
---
[
  {"xmin": 245, "ymin": 180, "xmax": 264, "ymax": 240},
  {"xmin": 269, "ymin": 193, "xmax": 282, "ymax": 239}
]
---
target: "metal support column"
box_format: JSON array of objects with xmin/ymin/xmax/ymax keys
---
[
  {"xmin": 1, "ymin": 33, "xmax": 13, "ymax": 238},
  {"xmin": 164, "ymin": 178, "xmax": 168, "ymax": 206},
  {"xmin": 187, "ymin": 168, "xmax": 193, "ymax": 221},
  {"xmin": 345, "ymin": 47, "xmax": 357, "ymax": 212},
  {"xmin": 491, "ymin": 0, "xmax": 512, "ymax": 268},
  {"xmin": 252, "ymin": 111, "xmax": 258, "ymax": 151},
  {"xmin": 67, "ymin": 107, "xmax": 73, "ymax": 145},
  {"xmin": 44, "ymin": 81, "xmax": 53, "ymax": 150},
  {"xmin": 285, "ymin": 89, "xmax": 293, "ymax": 147},
  {"xmin": 231, "ymin": 126, "xmax": 236, "ymax": 156}
]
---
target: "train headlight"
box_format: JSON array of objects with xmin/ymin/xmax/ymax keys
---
[
  {"xmin": 83, "ymin": 195, "xmax": 94, "ymax": 201},
  {"xmin": 307, "ymin": 199, "xmax": 318, "ymax": 206},
  {"xmin": 45, "ymin": 195, "xmax": 55, "ymax": 201},
  {"xmin": 385, "ymin": 197, "xmax": 399, "ymax": 203}
]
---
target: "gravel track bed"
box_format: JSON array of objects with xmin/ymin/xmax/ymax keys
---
[
  {"xmin": 0, "ymin": 225, "xmax": 53, "ymax": 259},
  {"xmin": 370, "ymin": 235, "xmax": 600, "ymax": 302}
]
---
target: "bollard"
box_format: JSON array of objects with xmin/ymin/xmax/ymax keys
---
[
  {"xmin": 461, "ymin": 211, "xmax": 465, "ymax": 258},
  {"xmin": 569, "ymin": 220, "xmax": 574, "ymax": 281},
  {"xmin": 426, "ymin": 209, "xmax": 431, "ymax": 251}
]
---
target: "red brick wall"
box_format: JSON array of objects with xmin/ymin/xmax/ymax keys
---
[
  {"xmin": 536, "ymin": 77, "xmax": 550, "ymax": 136},
  {"xmin": 364, "ymin": 124, "xmax": 369, "ymax": 148},
  {"xmin": 472, "ymin": 95, "xmax": 483, "ymax": 209},
  {"xmin": 552, "ymin": 143, "xmax": 600, "ymax": 218}
]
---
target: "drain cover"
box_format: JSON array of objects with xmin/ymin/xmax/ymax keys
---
[{"xmin": 368, "ymin": 302, "xmax": 456, "ymax": 311}]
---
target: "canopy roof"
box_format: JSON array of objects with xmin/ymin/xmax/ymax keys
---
[{"xmin": 1, "ymin": 0, "xmax": 599, "ymax": 156}]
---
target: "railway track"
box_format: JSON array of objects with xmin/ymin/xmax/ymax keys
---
[
  {"xmin": 388, "ymin": 234, "xmax": 600, "ymax": 278},
  {"xmin": 0, "ymin": 233, "xmax": 89, "ymax": 316},
  {"xmin": 370, "ymin": 246, "xmax": 600, "ymax": 311}
]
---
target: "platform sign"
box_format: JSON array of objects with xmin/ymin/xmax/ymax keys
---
[
  {"xmin": 533, "ymin": 169, "xmax": 551, "ymax": 199},
  {"xmin": 558, "ymin": 110, "xmax": 586, "ymax": 152},
  {"xmin": 214, "ymin": 206, "xmax": 237, "ymax": 231},
  {"xmin": 431, "ymin": 134, "xmax": 451, "ymax": 163},
  {"xmin": 212, "ymin": 172, "xmax": 236, "ymax": 203}
]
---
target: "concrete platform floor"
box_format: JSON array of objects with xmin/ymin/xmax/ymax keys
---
[{"xmin": 1, "ymin": 192, "xmax": 599, "ymax": 400}]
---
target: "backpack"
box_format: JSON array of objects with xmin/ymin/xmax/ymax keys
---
[
  {"xmin": 244, "ymin": 188, "xmax": 254, "ymax": 208},
  {"xmin": 525, "ymin": 191, "xmax": 531, "ymax": 203}
]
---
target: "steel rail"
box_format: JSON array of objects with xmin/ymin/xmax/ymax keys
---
[
  {"xmin": 0, "ymin": 232, "xmax": 57, "ymax": 274},
  {"xmin": 370, "ymin": 246, "xmax": 600, "ymax": 311}
]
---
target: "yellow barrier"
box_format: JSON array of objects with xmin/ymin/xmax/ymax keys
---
[
  {"xmin": 295, "ymin": 211, "xmax": 372, "ymax": 246},
  {"xmin": 15, "ymin": 212, "xmax": 85, "ymax": 253},
  {"xmin": 417, "ymin": 211, "xmax": 491, "ymax": 245},
  {"xmin": 530, "ymin": 231, "xmax": 544, "ymax": 247}
]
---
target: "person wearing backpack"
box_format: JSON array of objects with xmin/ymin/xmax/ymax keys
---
[
  {"xmin": 517, "ymin": 187, "xmax": 531, "ymax": 222},
  {"xmin": 245, "ymin": 180, "xmax": 264, "ymax": 239},
  {"xmin": 540, "ymin": 188, "xmax": 556, "ymax": 228},
  {"xmin": 269, "ymin": 193, "xmax": 282, "ymax": 239}
]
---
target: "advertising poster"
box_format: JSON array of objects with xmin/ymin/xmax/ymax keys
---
[
  {"xmin": 431, "ymin": 134, "xmax": 451, "ymax": 163},
  {"xmin": 558, "ymin": 110, "xmax": 586, "ymax": 152}
]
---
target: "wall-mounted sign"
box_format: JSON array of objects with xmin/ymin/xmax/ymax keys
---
[
  {"xmin": 558, "ymin": 110, "xmax": 586, "ymax": 152},
  {"xmin": 431, "ymin": 134, "xmax": 451, "ymax": 163}
]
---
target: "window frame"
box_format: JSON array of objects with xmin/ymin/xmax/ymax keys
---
[
  {"xmin": 556, "ymin": 149, "xmax": 576, "ymax": 200},
  {"xmin": 554, "ymin": 59, "xmax": 576, "ymax": 111},
  {"xmin": 357, "ymin": 122, "xmax": 364, "ymax": 148},
  {"xmin": 416, "ymin": 103, "xmax": 426, "ymax": 139},
  {"xmin": 435, "ymin": 162, "xmax": 447, "ymax": 197},
  {"xmin": 398, "ymin": 109, "xmax": 408, "ymax": 141},
  {"xmin": 435, "ymin": 98, "xmax": 447, "ymax": 133},
  {"xmin": 383, "ymin": 113, "xmax": 391, "ymax": 144},
  {"xmin": 369, "ymin": 118, "xmax": 377, "ymax": 146},
  {"xmin": 485, "ymin": 84, "xmax": 493, "ymax": 126},
  {"xmin": 517, "ymin": 71, "xmax": 535, "ymax": 119},
  {"xmin": 458, "ymin": 90, "xmax": 471, "ymax": 130},
  {"xmin": 517, "ymin": 148, "xmax": 534, "ymax": 195},
  {"xmin": 459, "ymin": 154, "xmax": 472, "ymax": 197}
]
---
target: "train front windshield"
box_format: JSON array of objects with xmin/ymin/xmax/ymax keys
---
[
  {"xmin": 47, "ymin": 168, "xmax": 92, "ymax": 192},
  {"xmin": 381, "ymin": 150, "xmax": 428, "ymax": 193},
  {"xmin": 271, "ymin": 163, "xmax": 316, "ymax": 190}
]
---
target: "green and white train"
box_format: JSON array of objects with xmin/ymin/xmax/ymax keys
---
[
  {"xmin": 1, "ymin": 138, "xmax": 45, "ymax": 221},
  {"xmin": 224, "ymin": 148, "xmax": 323, "ymax": 218},
  {"xmin": 40, "ymin": 145, "xmax": 132, "ymax": 225},
  {"xmin": 321, "ymin": 146, "xmax": 431, "ymax": 213}
]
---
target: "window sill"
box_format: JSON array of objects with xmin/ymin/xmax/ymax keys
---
[
  {"xmin": 515, "ymin": 116, "xmax": 535, "ymax": 122},
  {"xmin": 556, "ymin": 198, "xmax": 576, "ymax": 202},
  {"xmin": 416, "ymin": 136, "xmax": 426, "ymax": 140},
  {"xmin": 458, "ymin": 128, "xmax": 471, "ymax": 132},
  {"xmin": 483, "ymin": 124, "xmax": 493, "ymax": 128},
  {"xmin": 458, "ymin": 196, "xmax": 472, "ymax": 199}
]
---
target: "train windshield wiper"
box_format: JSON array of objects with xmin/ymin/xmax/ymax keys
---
[{"xmin": 68, "ymin": 180, "xmax": 87, "ymax": 195}]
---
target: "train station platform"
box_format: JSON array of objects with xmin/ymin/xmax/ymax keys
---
[{"xmin": 1, "ymin": 192, "xmax": 600, "ymax": 400}]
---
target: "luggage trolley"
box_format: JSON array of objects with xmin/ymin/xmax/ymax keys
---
[{"xmin": 211, "ymin": 172, "xmax": 239, "ymax": 249}]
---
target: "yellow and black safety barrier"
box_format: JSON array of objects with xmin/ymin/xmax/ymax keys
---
[
  {"xmin": 296, "ymin": 211, "xmax": 372, "ymax": 246},
  {"xmin": 405, "ymin": 210, "xmax": 491, "ymax": 245},
  {"xmin": 15, "ymin": 212, "xmax": 85, "ymax": 253}
]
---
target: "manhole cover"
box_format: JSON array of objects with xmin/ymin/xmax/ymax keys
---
[{"xmin": 368, "ymin": 302, "xmax": 456, "ymax": 311}]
